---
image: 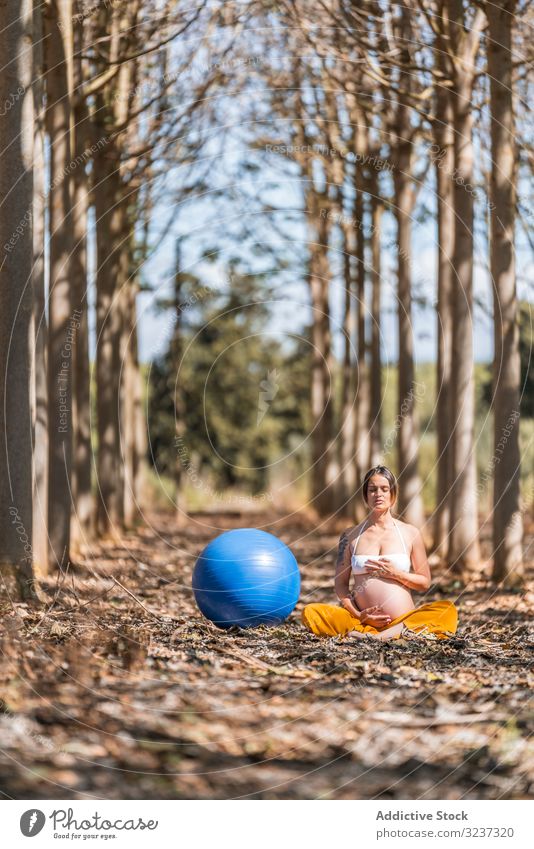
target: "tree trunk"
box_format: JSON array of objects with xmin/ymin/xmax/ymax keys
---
[
  {"xmin": 70, "ymin": 9, "xmax": 93, "ymax": 547},
  {"xmin": 339, "ymin": 216, "xmax": 357, "ymax": 516},
  {"xmin": 308, "ymin": 191, "xmax": 336, "ymax": 515},
  {"xmin": 354, "ymin": 168, "xmax": 370, "ymax": 503},
  {"xmin": 0, "ymin": 0, "xmax": 38, "ymax": 600},
  {"xmin": 121, "ymin": 243, "xmax": 144, "ymax": 530},
  {"xmin": 290, "ymin": 70, "xmax": 337, "ymax": 515},
  {"xmin": 122, "ymin": 281, "xmax": 138, "ymax": 528},
  {"xmin": 390, "ymin": 5, "xmax": 425, "ymax": 528},
  {"xmin": 171, "ymin": 243, "xmax": 188, "ymax": 526},
  {"xmin": 31, "ymin": 0, "xmax": 49, "ymax": 577},
  {"xmin": 132, "ymin": 304, "xmax": 147, "ymax": 517},
  {"xmin": 487, "ymin": 0, "xmax": 523, "ymax": 584},
  {"xmin": 94, "ymin": 152, "xmax": 125, "ymax": 536},
  {"xmin": 447, "ymin": 0, "xmax": 481, "ymax": 570},
  {"xmin": 392, "ymin": 166, "xmax": 425, "ymax": 527},
  {"xmin": 350, "ymin": 113, "xmax": 371, "ymax": 508},
  {"xmin": 93, "ymin": 4, "xmax": 131, "ymax": 536},
  {"xmin": 433, "ymin": 70, "xmax": 455, "ymax": 558},
  {"xmin": 368, "ymin": 181, "xmax": 383, "ymax": 468},
  {"xmin": 45, "ymin": 0, "xmax": 74, "ymax": 572}
]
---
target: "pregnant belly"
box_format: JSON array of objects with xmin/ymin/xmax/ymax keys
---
[{"xmin": 352, "ymin": 576, "xmax": 414, "ymax": 619}]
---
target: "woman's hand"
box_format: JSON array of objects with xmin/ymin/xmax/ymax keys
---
[
  {"xmin": 363, "ymin": 557, "xmax": 403, "ymax": 583},
  {"xmin": 359, "ymin": 604, "xmax": 392, "ymax": 627}
]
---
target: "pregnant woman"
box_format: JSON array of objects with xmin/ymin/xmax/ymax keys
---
[{"xmin": 302, "ymin": 466, "xmax": 458, "ymax": 641}]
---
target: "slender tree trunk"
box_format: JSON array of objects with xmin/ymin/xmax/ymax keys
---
[
  {"xmin": 93, "ymin": 5, "xmax": 131, "ymax": 536},
  {"xmin": 133, "ymin": 322, "xmax": 147, "ymax": 512},
  {"xmin": 171, "ymin": 243, "xmax": 189, "ymax": 526},
  {"xmin": 368, "ymin": 182, "xmax": 383, "ymax": 468},
  {"xmin": 433, "ymin": 73, "xmax": 455, "ymax": 557},
  {"xmin": 447, "ymin": 0, "xmax": 481, "ymax": 570},
  {"xmin": 122, "ymin": 281, "xmax": 139, "ymax": 528},
  {"xmin": 392, "ymin": 165, "xmax": 425, "ymax": 527},
  {"xmin": 354, "ymin": 168, "xmax": 370, "ymax": 502},
  {"xmin": 290, "ymin": 72, "xmax": 336, "ymax": 515},
  {"xmin": 391, "ymin": 6, "xmax": 425, "ymax": 527},
  {"xmin": 339, "ymin": 216, "xmax": 357, "ymax": 516},
  {"xmin": 71, "ymin": 187, "xmax": 92, "ymax": 545},
  {"xmin": 131, "ymin": 294, "xmax": 147, "ymax": 519},
  {"xmin": 351, "ymin": 109, "xmax": 371, "ymax": 505},
  {"xmin": 94, "ymin": 151, "xmax": 125, "ymax": 536},
  {"xmin": 487, "ymin": 0, "xmax": 523, "ymax": 584},
  {"xmin": 32, "ymin": 0, "xmax": 49, "ymax": 576},
  {"xmin": 120, "ymin": 215, "xmax": 142, "ymax": 529},
  {"xmin": 0, "ymin": 0, "xmax": 38, "ymax": 599},
  {"xmin": 308, "ymin": 191, "xmax": 336, "ymax": 515},
  {"xmin": 70, "ymin": 9, "xmax": 93, "ymax": 547},
  {"xmin": 45, "ymin": 0, "xmax": 74, "ymax": 571}
]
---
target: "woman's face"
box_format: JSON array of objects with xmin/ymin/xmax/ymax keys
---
[{"xmin": 366, "ymin": 474, "xmax": 395, "ymax": 511}]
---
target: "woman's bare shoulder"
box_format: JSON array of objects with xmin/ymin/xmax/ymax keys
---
[
  {"xmin": 338, "ymin": 523, "xmax": 366, "ymax": 550},
  {"xmin": 339, "ymin": 523, "xmax": 365, "ymax": 540},
  {"xmin": 395, "ymin": 518, "xmax": 421, "ymax": 542}
]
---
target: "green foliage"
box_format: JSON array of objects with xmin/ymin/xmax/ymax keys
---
[
  {"xmin": 147, "ymin": 270, "xmax": 310, "ymax": 496},
  {"xmin": 147, "ymin": 271, "xmax": 532, "ymax": 512}
]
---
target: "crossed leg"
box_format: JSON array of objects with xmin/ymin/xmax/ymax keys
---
[{"xmin": 301, "ymin": 599, "xmax": 458, "ymax": 641}]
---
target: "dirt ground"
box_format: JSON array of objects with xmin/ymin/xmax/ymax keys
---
[{"xmin": 1, "ymin": 509, "xmax": 533, "ymax": 800}]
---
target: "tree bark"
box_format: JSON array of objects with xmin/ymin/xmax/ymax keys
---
[
  {"xmin": 170, "ymin": 243, "xmax": 188, "ymax": 526},
  {"xmin": 392, "ymin": 165, "xmax": 424, "ymax": 528},
  {"xmin": 433, "ymin": 62, "xmax": 455, "ymax": 558},
  {"xmin": 45, "ymin": 0, "xmax": 74, "ymax": 572},
  {"xmin": 390, "ymin": 5, "xmax": 425, "ymax": 527},
  {"xmin": 94, "ymin": 149, "xmax": 125, "ymax": 536},
  {"xmin": 447, "ymin": 0, "xmax": 481, "ymax": 570},
  {"xmin": 0, "ymin": 0, "xmax": 38, "ymax": 599},
  {"xmin": 122, "ymin": 281, "xmax": 139, "ymax": 528},
  {"xmin": 289, "ymin": 66, "xmax": 337, "ymax": 515},
  {"xmin": 93, "ymin": 3, "xmax": 132, "ymax": 536},
  {"xmin": 339, "ymin": 215, "xmax": 357, "ymax": 516},
  {"xmin": 368, "ymin": 179, "xmax": 383, "ymax": 468},
  {"xmin": 487, "ymin": 0, "xmax": 523, "ymax": 583},
  {"xmin": 132, "ymin": 298, "xmax": 147, "ymax": 518},
  {"xmin": 308, "ymin": 191, "xmax": 336, "ymax": 515},
  {"xmin": 31, "ymin": 0, "xmax": 49, "ymax": 577},
  {"xmin": 70, "ymin": 7, "xmax": 93, "ymax": 547},
  {"xmin": 353, "ymin": 157, "xmax": 370, "ymax": 503},
  {"xmin": 119, "ymin": 202, "xmax": 143, "ymax": 529}
]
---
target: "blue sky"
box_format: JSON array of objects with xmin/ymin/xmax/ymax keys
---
[
  {"xmin": 135, "ymin": 160, "xmax": 529, "ymax": 368},
  {"xmin": 83, "ymin": 42, "xmax": 534, "ymax": 371}
]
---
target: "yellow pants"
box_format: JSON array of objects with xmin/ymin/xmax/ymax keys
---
[{"xmin": 302, "ymin": 600, "xmax": 458, "ymax": 639}]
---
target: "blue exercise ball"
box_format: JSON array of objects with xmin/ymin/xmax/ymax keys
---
[{"xmin": 192, "ymin": 528, "xmax": 300, "ymax": 629}]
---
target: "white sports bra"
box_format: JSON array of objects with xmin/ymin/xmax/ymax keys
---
[{"xmin": 351, "ymin": 518, "xmax": 411, "ymax": 575}]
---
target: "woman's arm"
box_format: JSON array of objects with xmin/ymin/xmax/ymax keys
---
[
  {"xmin": 395, "ymin": 529, "xmax": 431, "ymax": 591},
  {"xmin": 334, "ymin": 529, "xmax": 361, "ymax": 618}
]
